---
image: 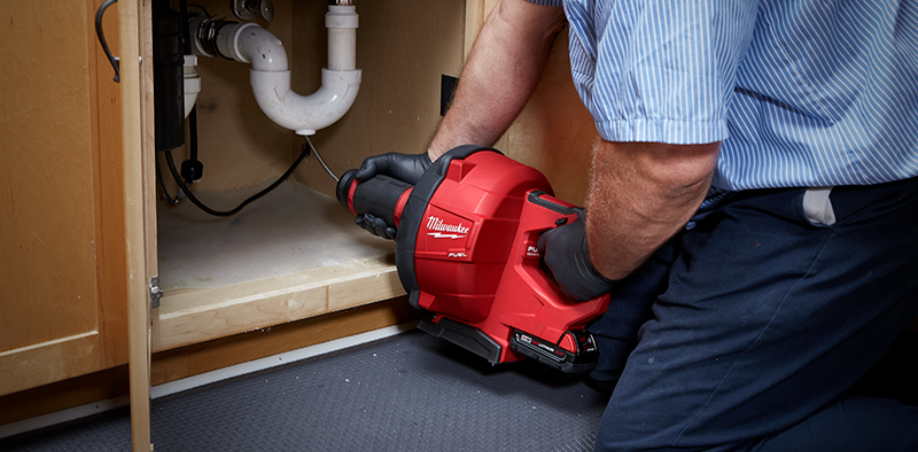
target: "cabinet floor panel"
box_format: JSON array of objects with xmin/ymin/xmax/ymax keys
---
[
  {"xmin": 153, "ymin": 181, "xmax": 405, "ymax": 352},
  {"xmin": 157, "ymin": 181, "xmax": 393, "ymax": 292}
]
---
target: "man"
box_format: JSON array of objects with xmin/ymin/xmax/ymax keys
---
[{"xmin": 355, "ymin": 0, "xmax": 918, "ymax": 450}]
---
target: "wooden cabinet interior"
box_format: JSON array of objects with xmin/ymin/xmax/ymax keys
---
[{"xmin": 150, "ymin": 0, "xmax": 466, "ymax": 354}]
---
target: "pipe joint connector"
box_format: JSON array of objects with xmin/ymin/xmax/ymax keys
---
[
  {"xmin": 326, "ymin": 5, "xmax": 358, "ymax": 29},
  {"xmin": 218, "ymin": 22, "xmax": 288, "ymax": 71}
]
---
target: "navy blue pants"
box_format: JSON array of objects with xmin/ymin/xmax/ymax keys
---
[{"xmin": 587, "ymin": 177, "xmax": 918, "ymax": 451}]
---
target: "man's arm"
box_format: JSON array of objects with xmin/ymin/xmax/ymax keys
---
[
  {"xmin": 350, "ymin": 0, "xmax": 564, "ymax": 239},
  {"xmin": 428, "ymin": 0, "xmax": 566, "ymax": 160},
  {"xmin": 586, "ymin": 140, "xmax": 721, "ymax": 280}
]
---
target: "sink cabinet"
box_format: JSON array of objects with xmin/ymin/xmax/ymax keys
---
[{"xmin": 1, "ymin": 0, "xmax": 597, "ymax": 449}]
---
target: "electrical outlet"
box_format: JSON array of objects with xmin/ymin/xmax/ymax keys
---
[{"xmin": 440, "ymin": 75, "xmax": 459, "ymax": 116}]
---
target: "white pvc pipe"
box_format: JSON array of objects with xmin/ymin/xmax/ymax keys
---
[
  {"xmin": 326, "ymin": 5, "xmax": 358, "ymax": 70},
  {"xmin": 183, "ymin": 55, "xmax": 201, "ymax": 118},
  {"xmin": 218, "ymin": 22, "xmax": 289, "ymax": 70},
  {"xmin": 249, "ymin": 68, "xmax": 361, "ymax": 135},
  {"xmin": 216, "ymin": 5, "xmax": 361, "ymax": 136}
]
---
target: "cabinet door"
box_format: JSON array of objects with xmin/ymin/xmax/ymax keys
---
[
  {"xmin": 0, "ymin": 0, "xmax": 130, "ymax": 397},
  {"xmin": 0, "ymin": 0, "xmax": 153, "ymax": 448},
  {"xmin": 119, "ymin": 0, "xmax": 156, "ymax": 450}
]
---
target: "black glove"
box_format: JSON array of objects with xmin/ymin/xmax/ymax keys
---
[
  {"xmin": 537, "ymin": 211, "xmax": 617, "ymax": 301},
  {"xmin": 354, "ymin": 213, "xmax": 397, "ymax": 240},
  {"xmin": 353, "ymin": 152, "xmax": 432, "ymax": 185},
  {"xmin": 351, "ymin": 152, "xmax": 431, "ymax": 240}
]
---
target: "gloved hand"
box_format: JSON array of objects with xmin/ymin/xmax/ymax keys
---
[
  {"xmin": 351, "ymin": 152, "xmax": 432, "ymax": 239},
  {"xmin": 537, "ymin": 210, "xmax": 617, "ymax": 301},
  {"xmin": 354, "ymin": 152, "xmax": 432, "ymax": 184},
  {"xmin": 354, "ymin": 213, "xmax": 397, "ymax": 240}
]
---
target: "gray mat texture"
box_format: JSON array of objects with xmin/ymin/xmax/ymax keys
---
[{"xmin": 2, "ymin": 329, "xmax": 609, "ymax": 451}]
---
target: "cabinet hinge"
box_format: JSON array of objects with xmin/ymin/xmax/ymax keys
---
[{"xmin": 149, "ymin": 276, "xmax": 163, "ymax": 310}]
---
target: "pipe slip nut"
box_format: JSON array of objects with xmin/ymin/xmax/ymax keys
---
[{"xmin": 326, "ymin": 5, "xmax": 358, "ymax": 29}]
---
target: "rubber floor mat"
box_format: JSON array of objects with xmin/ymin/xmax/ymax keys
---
[{"xmin": 1, "ymin": 329, "xmax": 609, "ymax": 451}]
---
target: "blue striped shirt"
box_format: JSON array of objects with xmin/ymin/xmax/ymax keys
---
[{"xmin": 528, "ymin": 0, "xmax": 918, "ymax": 190}]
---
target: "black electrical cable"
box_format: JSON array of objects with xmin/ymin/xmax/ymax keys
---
[
  {"xmin": 159, "ymin": 0, "xmax": 310, "ymax": 216},
  {"xmin": 156, "ymin": 155, "xmax": 181, "ymax": 205},
  {"xmin": 177, "ymin": 0, "xmax": 202, "ymax": 185},
  {"xmin": 164, "ymin": 142, "xmax": 311, "ymax": 217},
  {"xmin": 178, "ymin": 0, "xmax": 192, "ymax": 54},
  {"xmin": 184, "ymin": 107, "xmax": 201, "ymax": 184}
]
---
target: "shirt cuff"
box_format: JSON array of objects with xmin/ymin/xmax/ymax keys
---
[
  {"xmin": 525, "ymin": 0, "xmax": 564, "ymax": 6},
  {"xmin": 595, "ymin": 118, "xmax": 728, "ymax": 145}
]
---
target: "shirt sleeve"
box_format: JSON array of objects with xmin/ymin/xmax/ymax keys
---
[{"xmin": 575, "ymin": 1, "xmax": 757, "ymax": 145}]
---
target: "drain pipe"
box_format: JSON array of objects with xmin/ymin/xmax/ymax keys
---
[
  {"xmin": 183, "ymin": 55, "xmax": 201, "ymax": 118},
  {"xmin": 192, "ymin": 4, "xmax": 361, "ymax": 136}
]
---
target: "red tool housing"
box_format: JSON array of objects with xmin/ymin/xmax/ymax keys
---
[{"xmin": 337, "ymin": 146, "xmax": 610, "ymax": 372}]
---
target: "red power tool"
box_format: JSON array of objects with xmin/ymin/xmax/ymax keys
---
[{"xmin": 336, "ymin": 146, "xmax": 610, "ymax": 372}]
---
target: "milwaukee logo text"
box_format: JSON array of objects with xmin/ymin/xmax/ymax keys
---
[{"xmin": 426, "ymin": 216, "xmax": 469, "ymax": 239}]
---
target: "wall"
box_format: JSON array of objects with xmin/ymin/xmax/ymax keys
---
[
  {"xmin": 160, "ymin": 0, "xmax": 467, "ymax": 199},
  {"xmin": 157, "ymin": 0, "xmax": 295, "ymax": 194},
  {"xmin": 290, "ymin": 0, "xmax": 467, "ymax": 197},
  {"xmin": 501, "ymin": 30, "xmax": 596, "ymax": 206}
]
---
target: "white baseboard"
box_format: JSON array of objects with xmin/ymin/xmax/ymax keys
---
[{"xmin": 151, "ymin": 321, "xmax": 417, "ymax": 399}]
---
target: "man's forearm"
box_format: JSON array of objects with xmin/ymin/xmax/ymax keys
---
[
  {"xmin": 586, "ymin": 140, "xmax": 721, "ymax": 280},
  {"xmin": 428, "ymin": 0, "xmax": 566, "ymax": 160}
]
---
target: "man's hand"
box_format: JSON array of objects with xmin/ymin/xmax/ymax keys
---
[
  {"xmin": 538, "ymin": 211, "xmax": 617, "ymax": 301},
  {"xmin": 355, "ymin": 213, "xmax": 397, "ymax": 240},
  {"xmin": 353, "ymin": 152, "xmax": 432, "ymax": 185},
  {"xmin": 351, "ymin": 152, "xmax": 432, "ymax": 239}
]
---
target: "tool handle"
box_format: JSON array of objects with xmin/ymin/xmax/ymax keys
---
[
  {"xmin": 493, "ymin": 190, "xmax": 611, "ymax": 345},
  {"xmin": 521, "ymin": 191, "xmax": 589, "ymax": 294},
  {"xmin": 525, "ymin": 191, "xmax": 585, "ymax": 240},
  {"xmin": 336, "ymin": 169, "xmax": 413, "ymax": 227},
  {"xmin": 527, "ymin": 191, "xmax": 582, "ymax": 222}
]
